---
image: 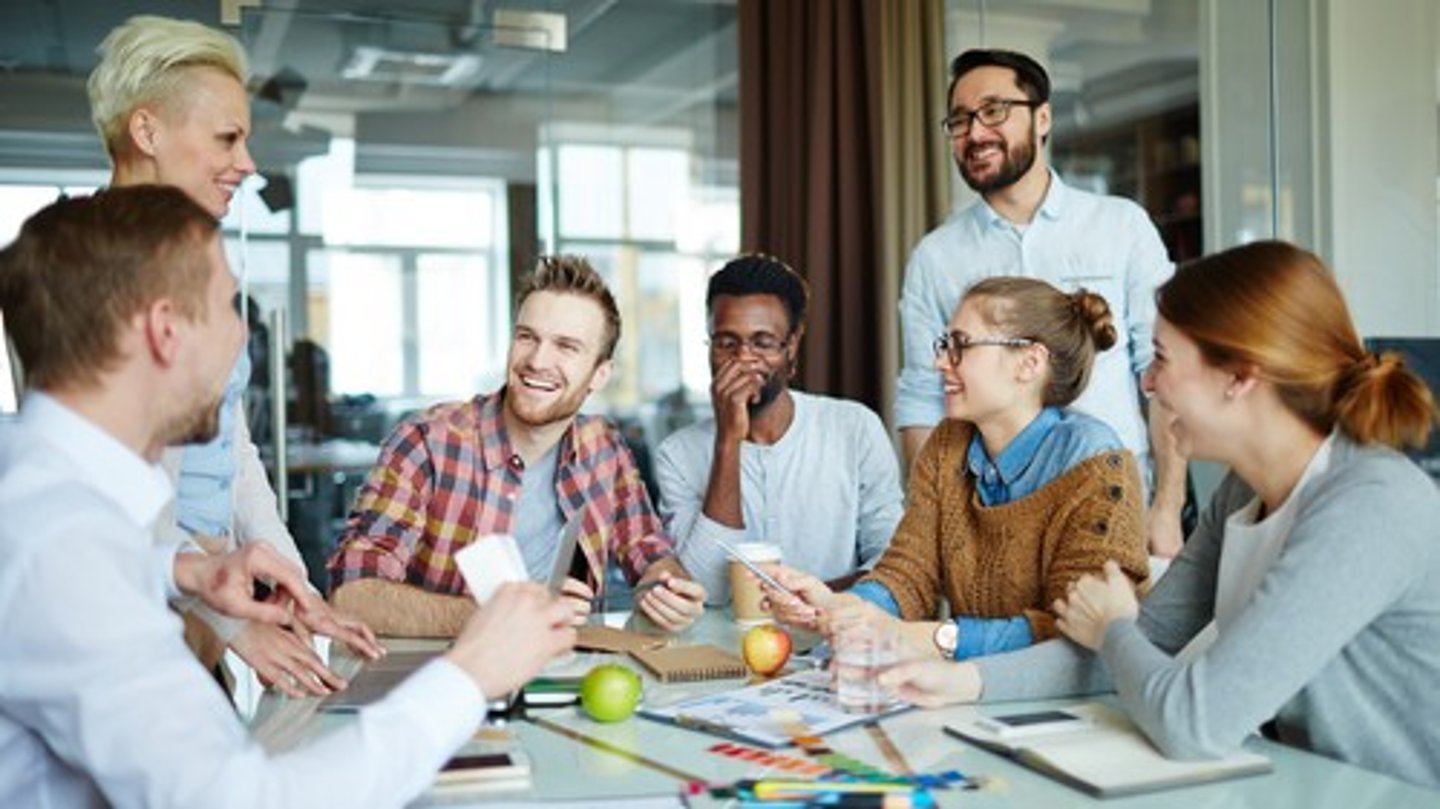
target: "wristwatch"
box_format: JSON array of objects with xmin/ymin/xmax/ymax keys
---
[{"xmin": 932, "ymin": 622, "xmax": 959, "ymax": 659}]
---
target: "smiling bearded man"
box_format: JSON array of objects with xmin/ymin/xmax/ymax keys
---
[{"xmin": 329, "ymin": 256, "xmax": 706, "ymax": 638}]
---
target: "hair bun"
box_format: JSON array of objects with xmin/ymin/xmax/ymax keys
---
[{"xmin": 1070, "ymin": 289, "xmax": 1117, "ymax": 351}]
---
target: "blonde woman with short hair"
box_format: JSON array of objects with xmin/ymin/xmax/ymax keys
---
[{"xmin": 89, "ymin": 15, "xmax": 358, "ymax": 696}]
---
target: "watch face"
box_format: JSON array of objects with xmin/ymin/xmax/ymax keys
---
[{"xmin": 934, "ymin": 623, "xmax": 959, "ymax": 656}]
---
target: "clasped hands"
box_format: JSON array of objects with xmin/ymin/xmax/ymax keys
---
[
  {"xmin": 174, "ymin": 542, "xmax": 383, "ymax": 696},
  {"xmin": 1053, "ymin": 559, "xmax": 1140, "ymax": 650}
]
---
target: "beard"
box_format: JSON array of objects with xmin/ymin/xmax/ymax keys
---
[
  {"xmin": 746, "ymin": 365, "xmax": 789, "ymax": 417},
  {"xmin": 958, "ymin": 120, "xmax": 1038, "ymax": 194},
  {"xmin": 164, "ymin": 395, "xmax": 225, "ymax": 447},
  {"xmin": 505, "ymin": 377, "xmax": 591, "ymax": 430}
]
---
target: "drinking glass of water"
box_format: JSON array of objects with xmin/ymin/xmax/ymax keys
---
[{"xmin": 831, "ymin": 618, "xmax": 899, "ymax": 713}]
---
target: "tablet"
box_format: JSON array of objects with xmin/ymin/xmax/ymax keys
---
[{"xmin": 546, "ymin": 510, "xmax": 586, "ymax": 594}]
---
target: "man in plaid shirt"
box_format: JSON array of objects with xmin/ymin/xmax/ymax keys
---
[{"xmin": 328, "ymin": 257, "xmax": 706, "ymax": 636}]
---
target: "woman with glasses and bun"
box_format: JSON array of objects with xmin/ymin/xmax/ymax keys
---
[
  {"xmin": 881, "ymin": 241, "xmax": 1440, "ymax": 788},
  {"xmin": 767, "ymin": 277, "xmax": 1148, "ymax": 662}
]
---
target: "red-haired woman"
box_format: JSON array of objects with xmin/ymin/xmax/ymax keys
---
[{"xmin": 882, "ymin": 241, "xmax": 1440, "ymax": 788}]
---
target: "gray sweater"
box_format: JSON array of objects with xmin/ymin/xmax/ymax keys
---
[{"xmin": 975, "ymin": 435, "xmax": 1440, "ymax": 788}]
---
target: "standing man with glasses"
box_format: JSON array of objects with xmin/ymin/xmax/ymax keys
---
[
  {"xmin": 655, "ymin": 255, "xmax": 904, "ymax": 603},
  {"xmin": 895, "ymin": 49, "xmax": 1186, "ymax": 557}
]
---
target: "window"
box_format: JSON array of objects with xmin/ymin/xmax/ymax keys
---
[
  {"xmin": 543, "ymin": 140, "xmax": 738, "ymax": 414},
  {"xmin": 294, "ymin": 154, "xmax": 509, "ymax": 399}
]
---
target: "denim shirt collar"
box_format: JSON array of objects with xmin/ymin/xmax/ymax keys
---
[{"xmin": 966, "ymin": 407, "xmax": 1062, "ymax": 489}]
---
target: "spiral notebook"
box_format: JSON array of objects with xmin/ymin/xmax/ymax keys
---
[{"xmin": 629, "ymin": 644, "xmax": 747, "ymax": 683}]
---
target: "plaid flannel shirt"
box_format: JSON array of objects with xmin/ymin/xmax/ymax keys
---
[{"xmin": 327, "ymin": 390, "xmax": 673, "ymax": 596}]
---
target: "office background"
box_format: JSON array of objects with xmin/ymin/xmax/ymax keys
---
[{"xmin": 1, "ymin": 0, "xmax": 1436, "ymax": 560}]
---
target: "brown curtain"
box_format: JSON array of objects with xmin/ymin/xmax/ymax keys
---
[{"xmin": 739, "ymin": 0, "xmax": 946, "ymax": 419}]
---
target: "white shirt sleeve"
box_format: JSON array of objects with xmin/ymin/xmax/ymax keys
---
[
  {"xmin": 654, "ymin": 434, "xmax": 748, "ymax": 604},
  {"xmin": 0, "ymin": 508, "xmax": 483, "ymax": 809},
  {"xmin": 1121, "ymin": 204, "xmax": 1174, "ymax": 379},
  {"xmin": 230, "ymin": 413, "xmax": 307, "ymax": 574},
  {"xmin": 895, "ymin": 242, "xmax": 949, "ymax": 430},
  {"xmin": 852, "ymin": 409, "xmax": 903, "ymax": 569}
]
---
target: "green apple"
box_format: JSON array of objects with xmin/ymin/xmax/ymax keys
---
[
  {"xmin": 580, "ymin": 663, "xmax": 643, "ymax": 723},
  {"xmin": 742, "ymin": 624, "xmax": 792, "ymax": 676}
]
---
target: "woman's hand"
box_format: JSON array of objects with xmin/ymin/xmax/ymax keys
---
[
  {"xmin": 1054, "ymin": 560, "xmax": 1140, "ymax": 651},
  {"xmin": 818, "ymin": 593, "xmax": 892, "ymax": 637},
  {"xmin": 877, "ymin": 659, "xmax": 983, "ymax": 707},
  {"xmin": 758, "ymin": 564, "xmax": 832, "ymax": 630}
]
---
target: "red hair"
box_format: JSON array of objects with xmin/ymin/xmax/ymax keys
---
[{"xmin": 1157, "ymin": 241, "xmax": 1436, "ymax": 448}]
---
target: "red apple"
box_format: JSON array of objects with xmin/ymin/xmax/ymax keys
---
[{"xmin": 742, "ymin": 624, "xmax": 793, "ymax": 676}]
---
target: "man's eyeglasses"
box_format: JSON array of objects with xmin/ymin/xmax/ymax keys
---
[
  {"xmin": 707, "ymin": 332, "xmax": 791, "ymax": 357},
  {"xmin": 940, "ymin": 98, "xmax": 1041, "ymax": 138},
  {"xmin": 933, "ymin": 331, "xmax": 1036, "ymax": 367}
]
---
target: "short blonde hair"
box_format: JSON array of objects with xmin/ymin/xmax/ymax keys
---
[{"xmin": 87, "ymin": 15, "xmax": 249, "ymax": 161}]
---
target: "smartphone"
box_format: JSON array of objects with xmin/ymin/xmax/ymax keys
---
[
  {"xmin": 522, "ymin": 676, "xmax": 583, "ymax": 707},
  {"xmin": 973, "ymin": 709, "xmax": 1090, "ymax": 739},
  {"xmin": 435, "ymin": 750, "xmax": 531, "ymax": 785}
]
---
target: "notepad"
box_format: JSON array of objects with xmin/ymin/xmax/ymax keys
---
[
  {"xmin": 944, "ymin": 702, "xmax": 1272, "ymax": 798},
  {"xmin": 629, "ymin": 643, "xmax": 747, "ymax": 683},
  {"xmin": 575, "ymin": 624, "xmax": 667, "ymax": 654}
]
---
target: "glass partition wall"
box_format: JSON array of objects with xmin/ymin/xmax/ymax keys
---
[
  {"xmin": 232, "ymin": 2, "xmax": 737, "ymax": 433},
  {"xmin": 0, "ymin": 0, "xmax": 1434, "ymax": 548}
]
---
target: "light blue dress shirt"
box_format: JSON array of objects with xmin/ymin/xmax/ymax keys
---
[
  {"xmin": 175, "ymin": 351, "xmax": 249, "ymax": 538},
  {"xmin": 894, "ymin": 171, "xmax": 1171, "ymax": 478},
  {"xmin": 852, "ymin": 408, "xmax": 1123, "ymax": 660}
]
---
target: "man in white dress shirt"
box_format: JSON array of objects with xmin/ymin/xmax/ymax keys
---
[{"xmin": 0, "ymin": 187, "xmax": 574, "ymax": 807}]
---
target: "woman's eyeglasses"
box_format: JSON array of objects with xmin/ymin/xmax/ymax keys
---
[{"xmin": 932, "ymin": 331, "xmax": 1036, "ymax": 367}]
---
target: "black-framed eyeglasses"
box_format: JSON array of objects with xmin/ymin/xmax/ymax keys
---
[
  {"xmin": 706, "ymin": 331, "xmax": 792, "ymax": 358},
  {"xmin": 933, "ymin": 330, "xmax": 1036, "ymax": 366},
  {"xmin": 940, "ymin": 98, "xmax": 1041, "ymax": 138}
]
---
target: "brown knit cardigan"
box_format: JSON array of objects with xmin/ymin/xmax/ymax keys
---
[{"xmin": 863, "ymin": 419, "xmax": 1149, "ymax": 642}]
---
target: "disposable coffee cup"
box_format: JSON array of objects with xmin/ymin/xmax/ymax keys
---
[{"xmin": 729, "ymin": 542, "xmax": 782, "ymax": 626}]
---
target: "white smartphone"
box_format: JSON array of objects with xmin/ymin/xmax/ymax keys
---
[{"xmin": 973, "ymin": 709, "xmax": 1090, "ymax": 739}]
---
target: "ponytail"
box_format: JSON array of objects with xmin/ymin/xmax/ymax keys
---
[
  {"xmin": 1158, "ymin": 240, "xmax": 1440, "ymax": 451},
  {"xmin": 1334, "ymin": 351, "xmax": 1438, "ymax": 449},
  {"xmin": 964, "ymin": 277, "xmax": 1114, "ymax": 407},
  {"xmin": 1070, "ymin": 289, "xmax": 1117, "ymax": 352}
]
